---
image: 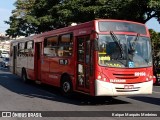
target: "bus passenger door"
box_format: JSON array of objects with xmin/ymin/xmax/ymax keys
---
[
  {"xmin": 35, "ymin": 42, "xmax": 42, "ymax": 81},
  {"xmin": 76, "ymin": 36, "xmax": 92, "ymax": 93}
]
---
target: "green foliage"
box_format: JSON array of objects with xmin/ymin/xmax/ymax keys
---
[
  {"xmin": 149, "ymin": 29, "xmax": 160, "ymax": 60},
  {"xmin": 4, "ymin": 0, "xmax": 160, "ymax": 38}
]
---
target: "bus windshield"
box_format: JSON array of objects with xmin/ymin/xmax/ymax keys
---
[{"xmin": 98, "ymin": 34, "xmax": 152, "ymax": 68}]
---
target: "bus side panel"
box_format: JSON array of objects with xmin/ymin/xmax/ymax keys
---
[
  {"xmin": 40, "ymin": 57, "xmax": 50, "ymax": 84},
  {"xmin": 16, "ymin": 56, "xmax": 27, "ymax": 76},
  {"xmin": 26, "ymin": 69, "xmax": 35, "ymax": 80},
  {"xmin": 49, "ymin": 58, "xmax": 62, "ymax": 87},
  {"xmin": 49, "ymin": 58, "xmax": 75, "ymax": 87},
  {"xmin": 26, "ymin": 56, "xmax": 35, "ymax": 80}
]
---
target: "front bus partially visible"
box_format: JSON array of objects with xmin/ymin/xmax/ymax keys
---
[{"xmin": 95, "ymin": 20, "xmax": 153, "ymax": 96}]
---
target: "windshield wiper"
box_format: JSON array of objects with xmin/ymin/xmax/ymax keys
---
[
  {"xmin": 130, "ymin": 33, "xmax": 140, "ymax": 51},
  {"xmin": 110, "ymin": 31, "xmax": 123, "ymax": 58}
]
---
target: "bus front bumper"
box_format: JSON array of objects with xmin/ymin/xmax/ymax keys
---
[{"xmin": 95, "ymin": 79, "xmax": 153, "ymax": 96}]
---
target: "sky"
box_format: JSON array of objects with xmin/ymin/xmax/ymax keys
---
[
  {"xmin": 0, "ymin": 0, "xmax": 160, "ymax": 34},
  {"xmin": 0, "ymin": 0, "xmax": 16, "ymax": 34}
]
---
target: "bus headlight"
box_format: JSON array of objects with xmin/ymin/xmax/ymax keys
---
[
  {"xmin": 97, "ymin": 72, "xmax": 109, "ymax": 82},
  {"xmin": 146, "ymin": 76, "xmax": 153, "ymax": 81},
  {"xmin": 146, "ymin": 78, "xmax": 149, "ymax": 81}
]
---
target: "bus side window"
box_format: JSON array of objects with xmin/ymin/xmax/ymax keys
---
[
  {"xmin": 26, "ymin": 41, "xmax": 34, "ymax": 57},
  {"xmin": 58, "ymin": 33, "xmax": 73, "ymax": 57},
  {"xmin": 18, "ymin": 42, "xmax": 25, "ymax": 57},
  {"xmin": 44, "ymin": 36, "xmax": 58, "ymax": 57}
]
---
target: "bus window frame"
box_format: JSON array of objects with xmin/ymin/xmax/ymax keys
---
[
  {"xmin": 43, "ymin": 33, "xmax": 73, "ymax": 58},
  {"xmin": 43, "ymin": 35, "xmax": 59, "ymax": 57},
  {"xmin": 58, "ymin": 33, "xmax": 73, "ymax": 57}
]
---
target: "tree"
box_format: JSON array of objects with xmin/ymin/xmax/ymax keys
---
[
  {"xmin": 5, "ymin": 0, "xmax": 36, "ymax": 37},
  {"xmin": 5, "ymin": 0, "xmax": 160, "ymax": 37},
  {"xmin": 5, "ymin": 0, "xmax": 61, "ymax": 37},
  {"xmin": 149, "ymin": 29, "xmax": 160, "ymax": 63},
  {"xmin": 29, "ymin": 0, "xmax": 61, "ymax": 33},
  {"xmin": 57, "ymin": 0, "xmax": 160, "ymax": 24}
]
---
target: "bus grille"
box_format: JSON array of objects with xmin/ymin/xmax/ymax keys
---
[
  {"xmin": 115, "ymin": 87, "xmax": 140, "ymax": 92},
  {"xmin": 113, "ymin": 73, "xmax": 138, "ymax": 79}
]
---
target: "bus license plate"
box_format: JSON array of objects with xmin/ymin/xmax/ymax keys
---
[{"xmin": 124, "ymin": 85, "xmax": 134, "ymax": 89}]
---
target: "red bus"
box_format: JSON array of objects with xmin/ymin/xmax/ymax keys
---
[{"xmin": 9, "ymin": 19, "xmax": 153, "ymax": 96}]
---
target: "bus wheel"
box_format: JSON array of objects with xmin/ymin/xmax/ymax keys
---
[
  {"xmin": 61, "ymin": 77, "xmax": 73, "ymax": 96},
  {"xmin": 22, "ymin": 69, "xmax": 28, "ymax": 83}
]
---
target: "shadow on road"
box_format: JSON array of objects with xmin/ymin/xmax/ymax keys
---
[
  {"xmin": 128, "ymin": 96, "xmax": 160, "ymax": 106},
  {"xmin": 0, "ymin": 69, "xmax": 130, "ymax": 106}
]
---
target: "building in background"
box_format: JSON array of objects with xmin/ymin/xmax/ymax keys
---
[
  {"xmin": 0, "ymin": 33, "xmax": 11, "ymax": 58},
  {"xmin": 0, "ymin": 32, "xmax": 25, "ymax": 56}
]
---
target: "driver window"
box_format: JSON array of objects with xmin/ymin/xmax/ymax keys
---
[{"xmin": 98, "ymin": 37, "xmax": 112, "ymax": 64}]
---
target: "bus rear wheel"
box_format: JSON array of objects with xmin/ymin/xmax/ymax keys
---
[{"xmin": 61, "ymin": 77, "xmax": 73, "ymax": 96}]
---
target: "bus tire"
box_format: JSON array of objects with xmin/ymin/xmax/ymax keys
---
[
  {"xmin": 61, "ymin": 76, "xmax": 73, "ymax": 96},
  {"xmin": 22, "ymin": 69, "xmax": 28, "ymax": 83}
]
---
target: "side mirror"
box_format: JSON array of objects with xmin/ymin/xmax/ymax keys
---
[{"xmin": 91, "ymin": 30, "xmax": 99, "ymax": 51}]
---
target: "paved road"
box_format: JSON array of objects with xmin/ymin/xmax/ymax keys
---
[{"xmin": 0, "ymin": 67, "xmax": 160, "ymax": 120}]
